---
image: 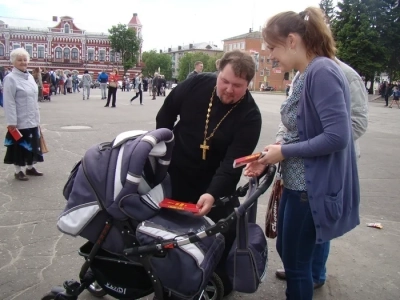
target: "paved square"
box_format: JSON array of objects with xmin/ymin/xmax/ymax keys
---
[{"xmin": 0, "ymin": 88, "xmax": 399, "ymax": 299}]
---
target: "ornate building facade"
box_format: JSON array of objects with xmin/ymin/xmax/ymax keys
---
[{"xmin": 0, "ymin": 14, "xmax": 143, "ymax": 77}]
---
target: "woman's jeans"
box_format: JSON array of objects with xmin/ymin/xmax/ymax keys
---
[
  {"xmin": 276, "ymin": 188, "xmax": 316, "ymax": 300},
  {"xmin": 312, "ymin": 241, "xmax": 330, "ymax": 284}
]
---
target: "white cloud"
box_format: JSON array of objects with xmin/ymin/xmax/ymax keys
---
[{"xmin": 0, "ymin": 0, "xmax": 322, "ymax": 51}]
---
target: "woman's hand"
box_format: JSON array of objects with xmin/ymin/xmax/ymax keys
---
[
  {"xmin": 258, "ymin": 144, "xmax": 285, "ymax": 165},
  {"xmin": 244, "ymin": 161, "xmax": 267, "ymax": 177},
  {"xmin": 7, "ymin": 125, "xmax": 16, "ymax": 131}
]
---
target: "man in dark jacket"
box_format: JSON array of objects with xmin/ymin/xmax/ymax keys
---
[{"xmin": 186, "ymin": 61, "xmax": 203, "ymax": 79}]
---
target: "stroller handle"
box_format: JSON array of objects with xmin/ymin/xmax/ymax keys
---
[{"xmin": 124, "ymin": 164, "xmax": 277, "ymax": 257}]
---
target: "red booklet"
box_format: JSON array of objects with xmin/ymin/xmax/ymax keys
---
[
  {"xmin": 159, "ymin": 198, "xmax": 200, "ymax": 213},
  {"xmin": 8, "ymin": 128, "xmax": 23, "ymax": 141},
  {"xmin": 233, "ymin": 151, "xmax": 266, "ymax": 168}
]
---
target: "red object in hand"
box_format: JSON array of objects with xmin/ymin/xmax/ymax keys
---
[
  {"xmin": 233, "ymin": 152, "xmax": 266, "ymax": 168},
  {"xmin": 159, "ymin": 198, "xmax": 200, "ymax": 213},
  {"xmin": 8, "ymin": 128, "xmax": 22, "ymax": 141}
]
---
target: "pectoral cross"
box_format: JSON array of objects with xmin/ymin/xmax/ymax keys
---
[{"xmin": 200, "ymin": 140, "xmax": 210, "ymax": 160}]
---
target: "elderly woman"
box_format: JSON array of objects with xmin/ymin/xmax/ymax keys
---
[{"xmin": 3, "ymin": 48, "xmax": 44, "ymax": 181}]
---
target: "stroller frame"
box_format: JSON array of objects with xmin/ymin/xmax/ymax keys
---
[{"xmin": 42, "ymin": 165, "xmax": 276, "ymax": 300}]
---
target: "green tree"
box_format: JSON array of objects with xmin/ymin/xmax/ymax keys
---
[
  {"xmin": 319, "ymin": 0, "xmax": 335, "ymax": 22},
  {"xmin": 141, "ymin": 50, "xmax": 173, "ymax": 80},
  {"xmin": 375, "ymin": 0, "xmax": 400, "ymax": 81},
  {"xmin": 177, "ymin": 52, "xmax": 222, "ymax": 81},
  {"xmin": 205, "ymin": 52, "xmax": 224, "ymax": 72},
  {"xmin": 108, "ymin": 24, "xmax": 141, "ymax": 74},
  {"xmin": 332, "ymin": 0, "xmax": 387, "ymax": 90}
]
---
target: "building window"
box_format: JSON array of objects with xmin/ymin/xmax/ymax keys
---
[
  {"xmin": 87, "ymin": 49, "xmax": 94, "ymax": 61},
  {"xmin": 38, "ymin": 46, "xmax": 45, "ymax": 58},
  {"xmin": 241, "ymin": 42, "xmax": 245, "ymax": 49},
  {"xmin": 99, "ymin": 49, "xmax": 105, "ymax": 61},
  {"xmin": 71, "ymin": 48, "xmax": 78, "ymax": 60},
  {"xmin": 0, "ymin": 45, "xmax": 4, "ymax": 56},
  {"xmin": 260, "ymin": 70, "xmax": 264, "ymax": 76},
  {"xmin": 13, "ymin": 44, "xmax": 21, "ymax": 50},
  {"xmin": 110, "ymin": 51, "xmax": 115, "ymax": 62},
  {"xmin": 25, "ymin": 45, "xmax": 33, "ymax": 57},
  {"xmin": 63, "ymin": 48, "xmax": 70, "ymax": 59},
  {"xmin": 55, "ymin": 47, "xmax": 62, "ymax": 59},
  {"xmin": 265, "ymin": 68, "xmax": 270, "ymax": 76},
  {"xmin": 229, "ymin": 44, "xmax": 232, "ymax": 51},
  {"xmin": 64, "ymin": 24, "xmax": 70, "ymax": 33}
]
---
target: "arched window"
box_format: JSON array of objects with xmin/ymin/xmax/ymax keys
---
[
  {"xmin": 99, "ymin": 49, "xmax": 105, "ymax": 61},
  {"xmin": 63, "ymin": 48, "xmax": 70, "ymax": 59},
  {"xmin": 55, "ymin": 47, "xmax": 62, "ymax": 59},
  {"xmin": 0, "ymin": 44, "xmax": 4, "ymax": 56},
  {"xmin": 71, "ymin": 48, "xmax": 78, "ymax": 60},
  {"xmin": 64, "ymin": 24, "xmax": 70, "ymax": 33},
  {"xmin": 87, "ymin": 49, "xmax": 94, "ymax": 61},
  {"xmin": 110, "ymin": 51, "xmax": 115, "ymax": 62}
]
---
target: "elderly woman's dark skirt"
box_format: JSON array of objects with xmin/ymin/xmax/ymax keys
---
[{"xmin": 4, "ymin": 127, "xmax": 44, "ymax": 166}]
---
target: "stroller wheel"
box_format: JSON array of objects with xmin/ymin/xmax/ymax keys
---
[
  {"xmin": 200, "ymin": 273, "xmax": 224, "ymax": 300},
  {"xmin": 87, "ymin": 281, "xmax": 107, "ymax": 297}
]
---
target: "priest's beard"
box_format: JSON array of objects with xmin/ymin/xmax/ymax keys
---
[{"xmin": 216, "ymin": 89, "xmax": 245, "ymax": 105}]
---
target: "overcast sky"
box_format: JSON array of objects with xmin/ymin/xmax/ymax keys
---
[{"xmin": 0, "ymin": 0, "xmax": 328, "ymax": 51}]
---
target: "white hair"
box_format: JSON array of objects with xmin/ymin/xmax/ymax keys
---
[{"xmin": 10, "ymin": 48, "xmax": 30, "ymax": 64}]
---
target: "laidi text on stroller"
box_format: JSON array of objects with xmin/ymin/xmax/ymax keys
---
[{"xmin": 42, "ymin": 129, "xmax": 276, "ymax": 300}]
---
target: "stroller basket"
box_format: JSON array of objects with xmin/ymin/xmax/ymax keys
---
[{"xmin": 78, "ymin": 241, "xmax": 153, "ymax": 299}]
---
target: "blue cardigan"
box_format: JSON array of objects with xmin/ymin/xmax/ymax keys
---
[{"xmin": 281, "ymin": 57, "xmax": 360, "ymax": 243}]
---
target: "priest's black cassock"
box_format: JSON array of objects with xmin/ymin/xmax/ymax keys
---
[
  {"xmin": 156, "ymin": 72, "xmax": 262, "ymax": 211},
  {"xmin": 156, "ymin": 72, "xmax": 262, "ymax": 294}
]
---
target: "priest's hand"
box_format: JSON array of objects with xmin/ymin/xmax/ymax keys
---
[
  {"xmin": 196, "ymin": 193, "xmax": 215, "ymax": 217},
  {"xmin": 244, "ymin": 161, "xmax": 267, "ymax": 177},
  {"xmin": 259, "ymin": 144, "xmax": 284, "ymax": 165}
]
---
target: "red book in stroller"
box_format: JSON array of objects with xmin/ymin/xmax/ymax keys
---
[
  {"xmin": 8, "ymin": 127, "xmax": 22, "ymax": 141},
  {"xmin": 160, "ymin": 198, "xmax": 200, "ymax": 213}
]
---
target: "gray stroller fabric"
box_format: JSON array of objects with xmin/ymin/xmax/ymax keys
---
[
  {"xmin": 58, "ymin": 128, "xmax": 174, "ymax": 254},
  {"xmin": 136, "ymin": 209, "xmax": 225, "ymax": 299}
]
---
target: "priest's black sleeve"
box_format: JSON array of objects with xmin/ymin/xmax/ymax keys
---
[
  {"xmin": 156, "ymin": 78, "xmax": 192, "ymax": 130},
  {"xmin": 206, "ymin": 109, "xmax": 262, "ymax": 199}
]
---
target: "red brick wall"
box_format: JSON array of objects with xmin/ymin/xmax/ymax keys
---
[{"xmin": 223, "ymin": 37, "xmax": 291, "ymax": 91}]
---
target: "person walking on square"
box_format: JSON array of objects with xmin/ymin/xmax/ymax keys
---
[
  {"xmin": 130, "ymin": 73, "xmax": 143, "ymax": 105},
  {"xmin": 105, "ymin": 68, "xmax": 118, "ymax": 108},
  {"xmin": 82, "ymin": 70, "xmax": 92, "ymax": 100},
  {"xmin": 186, "ymin": 61, "xmax": 204, "ymax": 79},
  {"xmin": 97, "ymin": 70, "xmax": 108, "ymax": 99},
  {"xmin": 3, "ymin": 48, "xmax": 44, "ymax": 181},
  {"xmin": 389, "ymin": 85, "xmax": 400, "ymax": 108}
]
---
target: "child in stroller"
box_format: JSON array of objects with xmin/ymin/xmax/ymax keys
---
[
  {"xmin": 42, "ymin": 129, "xmax": 276, "ymax": 300},
  {"xmin": 42, "ymin": 82, "xmax": 51, "ymax": 101}
]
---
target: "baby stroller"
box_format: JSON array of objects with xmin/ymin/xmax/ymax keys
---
[
  {"xmin": 42, "ymin": 82, "xmax": 51, "ymax": 101},
  {"xmin": 42, "ymin": 128, "xmax": 276, "ymax": 300}
]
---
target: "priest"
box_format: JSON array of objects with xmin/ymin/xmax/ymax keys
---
[
  {"xmin": 156, "ymin": 49, "xmax": 261, "ymax": 217},
  {"xmin": 156, "ymin": 49, "xmax": 262, "ymax": 293}
]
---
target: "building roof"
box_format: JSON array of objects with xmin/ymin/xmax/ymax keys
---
[
  {"xmin": 223, "ymin": 31, "xmax": 262, "ymax": 41},
  {"xmin": 0, "ymin": 16, "xmax": 55, "ymax": 31},
  {"xmin": 167, "ymin": 42, "xmax": 222, "ymax": 52},
  {"xmin": 128, "ymin": 13, "xmax": 142, "ymax": 27}
]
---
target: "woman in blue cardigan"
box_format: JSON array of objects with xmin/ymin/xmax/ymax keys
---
[{"xmin": 245, "ymin": 7, "xmax": 360, "ymax": 300}]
